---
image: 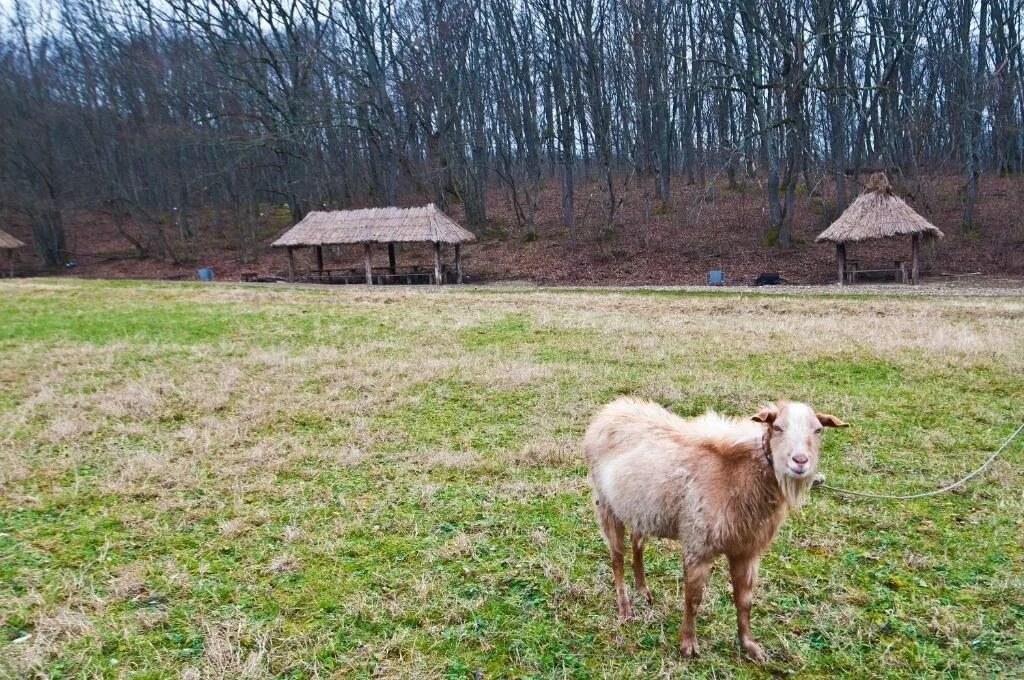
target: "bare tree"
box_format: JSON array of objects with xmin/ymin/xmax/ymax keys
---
[{"xmin": 0, "ymin": 0, "xmax": 1018, "ymax": 263}]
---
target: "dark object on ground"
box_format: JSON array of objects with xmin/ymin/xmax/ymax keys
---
[
  {"xmin": 755, "ymin": 272, "xmax": 784, "ymax": 286},
  {"xmin": 707, "ymin": 270, "xmax": 725, "ymax": 286}
]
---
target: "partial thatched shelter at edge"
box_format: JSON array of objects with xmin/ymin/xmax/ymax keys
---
[
  {"xmin": 0, "ymin": 228, "xmax": 26, "ymax": 277},
  {"xmin": 272, "ymin": 204, "xmax": 476, "ymax": 285},
  {"xmin": 816, "ymin": 173, "xmax": 943, "ymax": 285}
]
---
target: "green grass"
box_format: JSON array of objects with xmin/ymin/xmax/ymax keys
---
[{"xmin": 1, "ymin": 278, "xmax": 1023, "ymax": 678}]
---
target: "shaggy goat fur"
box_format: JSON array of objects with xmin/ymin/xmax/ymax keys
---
[{"xmin": 584, "ymin": 397, "xmax": 846, "ymax": 661}]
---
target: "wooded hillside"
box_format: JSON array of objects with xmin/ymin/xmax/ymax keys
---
[{"xmin": 1, "ymin": 0, "xmax": 1022, "ymax": 277}]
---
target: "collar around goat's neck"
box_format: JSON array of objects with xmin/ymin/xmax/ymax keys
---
[{"xmin": 761, "ymin": 424, "xmax": 774, "ymax": 469}]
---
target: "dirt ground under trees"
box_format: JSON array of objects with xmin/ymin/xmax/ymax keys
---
[{"xmin": 5, "ymin": 173, "xmax": 1023, "ymax": 287}]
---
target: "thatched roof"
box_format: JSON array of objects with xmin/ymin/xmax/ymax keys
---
[
  {"xmin": 0, "ymin": 228, "xmax": 26, "ymax": 250},
  {"xmin": 816, "ymin": 173, "xmax": 944, "ymax": 244},
  {"xmin": 272, "ymin": 204, "xmax": 476, "ymax": 247}
]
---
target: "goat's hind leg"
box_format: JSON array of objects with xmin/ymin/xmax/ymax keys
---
[
  {"xmin": 679, "ymin": 555, "xmax": 711, "ymax": 658},
  {"xmin": 595, "ymin": 496, "xmax": 632, "ymax": 619},
  {"xmin": 631, "ymin": 533, "xmax": 653, "ymax": 605}
]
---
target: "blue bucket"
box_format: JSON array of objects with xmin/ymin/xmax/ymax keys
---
[
  {"xmin": 707, "ymin": 270, "xmax": 725, "ymax": 286},
  {"xmin": 197, "ymin": 267, "xmax": 215, "ymax": 282}
]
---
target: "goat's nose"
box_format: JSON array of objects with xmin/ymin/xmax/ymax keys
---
[{"xmin": 792, "ymin": 454, "xmax": 809, "ymax": 465}]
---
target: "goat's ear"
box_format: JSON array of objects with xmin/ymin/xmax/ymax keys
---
[
  {"xmin": 751, "ymin": 407, "xmax": 778, "ymax": 424},
  {"xmin": 816, "ymin": 412, "xmax": 849, "ymax": 428}
]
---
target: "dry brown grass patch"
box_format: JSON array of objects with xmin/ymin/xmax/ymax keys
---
[
  {"xmin": 184, "ymin": 620, "xmax": 271, "ymax": 679},
  {"xmin": 507, "ymin": 438, "xmax": 580, "ymax": 468},
  {"xmin": 3, "ymin": 607, "xmax": 95, "ymax": 675}
]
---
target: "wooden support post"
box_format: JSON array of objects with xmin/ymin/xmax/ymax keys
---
[
  {"xmin": 315, "ymin": 245, "xmax": 324, "ymax": 273},
  {"xmin": 363, "ymin": 243, "xmax": 373, "ymax": 285},
  {"xmin": 910, "ymin": 233, "xmax": 920, "ymax": 285},
  {"xmin": 433, "ymin": 242, "xmax": 443, "ymax": 284},
  {"xmin": 454, "ymin": 244, "xmax": 463, "ymax": 284},
  {"xmin": 286, "ymin": 247, "xmax": 296, "ymax": 282},
  {"xmin": 836, "ymin": 243, "xmax": 846, "ymax": 285},
  {"xmin": 388, "ymin": 243, "xmax": 396, "ymax": 274},
  {"xmin": 7, "ymin": 250, "xmax": 12, "ymax": 278}
]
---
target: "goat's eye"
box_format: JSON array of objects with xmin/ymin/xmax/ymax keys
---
[
  {"xmin": 814, "ymin": 427, "xmax": 823, "ymax": 434},
  {"xmin": 772, "ymin": 425, "xmax": 783, "ymax": 433}
]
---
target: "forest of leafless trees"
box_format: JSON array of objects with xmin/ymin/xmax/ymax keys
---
[{"xmin": 1, "ymin": 0, "xmax": 1021, "ymax": 266}]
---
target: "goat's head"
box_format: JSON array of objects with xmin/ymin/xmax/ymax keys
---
[{"xmin": 752, "ymin": 401, "xmax": 848, "ymax": 506}]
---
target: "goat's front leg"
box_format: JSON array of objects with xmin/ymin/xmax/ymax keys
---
[
  {"xmin": 728, "ymin": 554, "xmax": 766, "ymax": 662},
  {"xmin": 679, "ymin": 556, "xmax": 711, "ymax": 657}
]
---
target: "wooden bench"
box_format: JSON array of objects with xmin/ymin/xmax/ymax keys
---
[
  {"xmin": 372, "ymin": 271, "xmax": 435, "ymax": 285},
  {"xmin": 307, "ymin": 268, "xmax": 366, "ymax": 284}
]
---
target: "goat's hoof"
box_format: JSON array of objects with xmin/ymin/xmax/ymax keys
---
[
  {"xmin": 640, "ymin": 588, "xmax": 653, "ymax": 605},
  {"xmin": 741, "ymin": 640, "xmax": 767, "ymax": 662},
  {"xmin": 679, "ymin": 639, "xmax": 700, "ymax": 658},
  {"xmin": 617, "ymin": 602, "xmax": 634, "ymax": 620}
]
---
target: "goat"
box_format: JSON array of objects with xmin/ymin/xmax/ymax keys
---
[{"xmin": 584, "ymin": 398, "xmax": 847, "ymax": 661}]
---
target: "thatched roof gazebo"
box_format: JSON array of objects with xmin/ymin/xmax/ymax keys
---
[
  {"xmin": 0, "ymin": 228, "xmax": 26, "ymax": 278},
  {"xmin": 272, "ymin": 204, "xmax": 476, "ymax": 285},
  {"xmin": 816, "ymin": 173, "xmax": 943, "ymax": 284}
]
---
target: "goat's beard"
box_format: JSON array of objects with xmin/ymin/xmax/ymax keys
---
[{"xmin": 775, "ymin": 468, "xmax": 814, "ymax": 509}]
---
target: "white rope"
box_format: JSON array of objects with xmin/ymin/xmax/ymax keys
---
[{"xmin": 822, "ymin": 421, "xmax": 1024, "ymax": 500}]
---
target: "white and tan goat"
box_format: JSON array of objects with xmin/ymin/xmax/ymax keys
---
[{"xmin": 584, "ymin": 398, "xmax": 847, "ymax": 661}]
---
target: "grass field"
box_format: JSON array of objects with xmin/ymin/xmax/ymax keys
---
[{"xmin": 1, "ymin": 279, "xmax": 1022, "ymax": 678}]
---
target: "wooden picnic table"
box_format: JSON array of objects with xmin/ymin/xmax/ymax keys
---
[
  {"xmin": 845, "ymin": 259, "xmax": 908, "ymax": 284},
  {"xmin": 307, "ymin": 264, "xmax": 442, "ymax": 285}
]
